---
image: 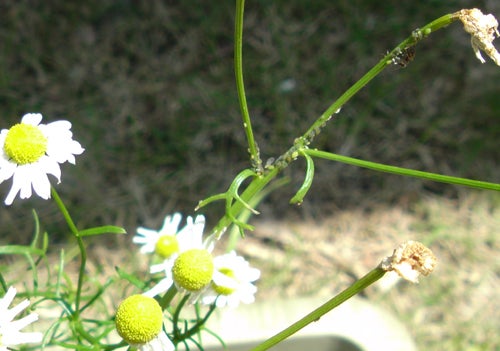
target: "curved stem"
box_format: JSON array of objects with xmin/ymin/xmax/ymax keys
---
[
  {"xmin": 214, "ymin": 11, "xmax": 468, "ymax": 243},
  {"xmin": 51, "ymin": 187, "xmax": 86, "ymax": 317},
  {"xmin": 211, "ymin": 167, "xmax": 279, "ymax": 237},
  {"xmin": 172, "ymin": 294, "xmax": 190, "ymax": 341},
  {"xmin": 306, "ymin": 149, "xmax": 500, "ymax": 191},
  {"xmin": 176, "ymin": 303, "xmax": 218, "ymax": 342},
  {"xmin": 274, "ymin": 14, "xmax": 458, "ymax": 171},
  {"xmin": 235, "ymin": 0, "xmax": 262, "ymax": 173},
  {"xmin": 250, "ymin": 267, "xmax": 386, "ymax": 351}
]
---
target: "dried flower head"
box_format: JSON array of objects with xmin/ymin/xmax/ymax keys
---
[
  {"xmin": 380, "ymin": 241, "xmax": 437, "ymax": 283},
  {"xmin": 455, "ymin": 8, "xmax": 500, "ymax": 65}
]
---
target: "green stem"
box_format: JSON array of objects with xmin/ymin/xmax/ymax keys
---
[
  {"xmin": 159, "ymin": 285, "xmax": 178, "ymax": 310},
  {"xmin": 211, "ymin": 167, "xmax": 279, "ymax": 236},
  {"xmin": 216, "ymin": 13, "xmax": 462, "ymax": 236},
  {"xmin": 51, "ymin": 187, "xmax": 86, "ymax": 316},
  {"xmin": 250, "ymin": 267, "xmax": 386, "ymax": 351},
  {"xmin": 176, "ymin": 303, "xmax": 218, "ymax": 342},
  {"xmin": 172, "ymin": 294, "xmax": 190, "ymax": 341},
  {"xmin": 235, "ymin": 0, "xmax": 262, "ymax": 173},
  {"xmin": 274, "ymin": 13, "xmax": 458, "ymax": 170},
  {"xmin": 306, "ymin": 149, "xmax": 500, "ymax": 191}
]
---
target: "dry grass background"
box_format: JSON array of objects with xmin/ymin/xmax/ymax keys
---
[
  {"xmin": 3, "ymin": 191, "xmax": 498, "ymax": 350},
  {"xmin": 233, "ymin": 191, "xmax": 499, "ymax": 350},
  {"xmin": 0, "ymin": 1, "xmax": 499, "ymax": 350}
]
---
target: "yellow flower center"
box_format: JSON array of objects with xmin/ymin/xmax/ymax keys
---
[
  {"xmin": 213, "ymin": 267, "xmax": 237, "ymax": 295},
  {"xmin": 3, "ymin": 123, "xmax": 48, "ymax": 165},
  {"xmin": 172, "ymin": 249, "xmax": 214, "ymax": 292},
  {"xmin": 115, "ymin": 295, "xmax": 163, "ymax": 345},
  {"xmin": 155, "ymin": 235, "xmax": 179, "ymax": 259}
]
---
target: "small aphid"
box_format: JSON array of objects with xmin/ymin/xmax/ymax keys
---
[{"xmin": 391, "ymin": 46, "xmax": 416, "ymax": 68}]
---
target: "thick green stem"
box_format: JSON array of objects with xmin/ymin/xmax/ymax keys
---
[
  {"xmin": 159, "ymin": 285, "xmax": 178, "ymax": 310},
  {"xmin": 250, "ymin": 267, "xmax": 386, "ymax": 351}
]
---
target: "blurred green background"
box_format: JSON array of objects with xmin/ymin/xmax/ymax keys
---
[{"xmin": 0, "ymin": 0, "xmax": 498, "ymax": 239}]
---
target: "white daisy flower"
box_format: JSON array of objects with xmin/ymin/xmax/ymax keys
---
[
  {"xmin": 133, "ymin": 213, "xmax": 183, "ymax": 257},
  {"xmin": 202, "ymin": 251, "xmax": 260, "ymax": 308},
  {"xmin": 0, "ymin": 113, "xmax": 84, "ymax": 205},
  {"xmin": 115, "ymin": 294, "xmax": 174, "ymax": 351},
  {"xmin": 0, "ymin": 287, "xmax": 43, "ymax": 350},
  {"xmin": 144, "ymin": 214, "xmax": 214, "ymax": 301}
]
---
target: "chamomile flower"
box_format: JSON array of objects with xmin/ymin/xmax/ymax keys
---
[
  {"xmin": 133, "ymin": 213, "xmax": 183, "ymax": 257},
  {"xmin": 0, "ymin": 287, "xmax": 43, "ymax": 350},
  {"xmin": 0, "ymin": 113, "xmax": 84, "ymax": 205},
  {"xmin": 115, "ymin": 294, "xmax": 174, "ymax": 351},
  {"xmin": 144, "ymin": 214, "xmax": 214, "ymax": 301},
  {"xmin": 202, "ymin": 251, "xmax": 260, "ymax": 308}
]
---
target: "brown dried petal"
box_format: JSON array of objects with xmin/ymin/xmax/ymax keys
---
[
  {"xmin": 380, "ymin": 241, "xmax": 437, "ymax": 283},
  {"xmin": 456, "ymin": 8, "xmax": 500, "ymax": 65}
]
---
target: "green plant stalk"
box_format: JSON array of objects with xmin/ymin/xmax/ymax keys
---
[
  {"xmin": 217, "ymin": 12, "xmax": 465, "ymax": 235},
  {"xmin": 172, "ymin": 294, "xmax": 190, "ymax": 342},
  {"xmin": 250, "ymin": 267, "xmax": 386, "ymax": 351},
  {"xmin": 306, "ymin": 149, "xmax": 500, "ymax": 191},
  {"xmin": 226, "ymin": 176, "xmax": 289, "ymax": 250},
  {"xmin": 235, "ymin": 0, "xmax": 262, "ymax": 173},
  {"xmin": 211, "ymin": 166, "xmax": 279, "ymax": 236},
  {"xmin": 175, "ymin": 303, "xmax": 218, "ymax": 342},
  {"xmin": 159, "ymin": 284, "xmax": 178, "ymax": 310},
  {"xmin": 304, "ymin": 12, "xmax": 456, "ymax": 141},
  {"xmin": 274, "ymin": 13, "xmax": 457, "ymax": 170},
  {"xmin": 51, "ymin": 187, "xmax": 85, "ymax": 317}
]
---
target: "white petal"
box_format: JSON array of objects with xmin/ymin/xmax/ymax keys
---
[
  {"xmin": 0, "ymin": 158, "xmax": 17, "ymax": 183},
  {"xmin": 21, "ymin": 113, "xmax": 43, "ymax": 126},
  {"xmin": 5, "ymin": 167, "xmax": 30, "ymax": 205},
  {"xmin": 31, "ymin": 172, "xmax": 51, "ymax": 200},
  {"xmin": 0, "ymin": 286, "xmax": 17, "ymax": 310},
  {"xmin": 158, "ymin": 213, "xmax": 183, "ymax": 235},
  {"xmin": 9, "ymin": 312, "xmax": 38, "ymax": 330},
  {"xmin": 138, "ymin": 331, "xmax": 175, "ymax": 351},
  {"xmin": 143, "ymin": 277, "xmax": 173, "ymax": 298},
  {"xmin": 45, "ymin": 120, "xmax": 72, "ymax": 131},
  {"xmin": 39, "ymin": 156, "xmax": 61, "ymax": 182},
  {"xmin": 2, "ymin": 331, "xmax": 43, "ymax": 346}
]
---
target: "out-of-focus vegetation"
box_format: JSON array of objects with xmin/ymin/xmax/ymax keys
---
[{"xmin": 0, "ymin": 0, "xmax": 498, "ymax": 238}]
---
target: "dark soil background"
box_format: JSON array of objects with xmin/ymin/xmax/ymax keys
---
[{"xmin": 0, "ymin": 0, "xmax": 498, "ymax": 241}]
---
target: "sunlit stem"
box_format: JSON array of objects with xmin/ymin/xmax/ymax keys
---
[
  {"xmin": 173, "ymin": 302, "xmax": 218, "ymax": 343},
  {"xmin": 172, "ymin": 294, "xmax": 190, "ymax": 341},
  {"xmin": 214, "ymin": 12, "xmax": 464, "ymax": 238},
  {"xmin": 159, "ymin": 285, "xmax": 178, "ymax": 310},
  {"xmin": 235, "ymin": 0, "xmax": 262, "ymax": 173},
  {"xmin": 306, "ymin": 149, "xmax": 500, "ymax": 191},
  {"xmin": 211, "ymin": 167, "xmax": 279, "ymax": 237},
  {"xmin": 51, "ymin": 186, "xmax": 85, "ymax": 317},
  {"xmin": 274, "ymin": 13, "xmax": 457, "ymax": 171},
  {"xmin": 250, "ymin": 267, "xmax": 386, "ymax": 351}
]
